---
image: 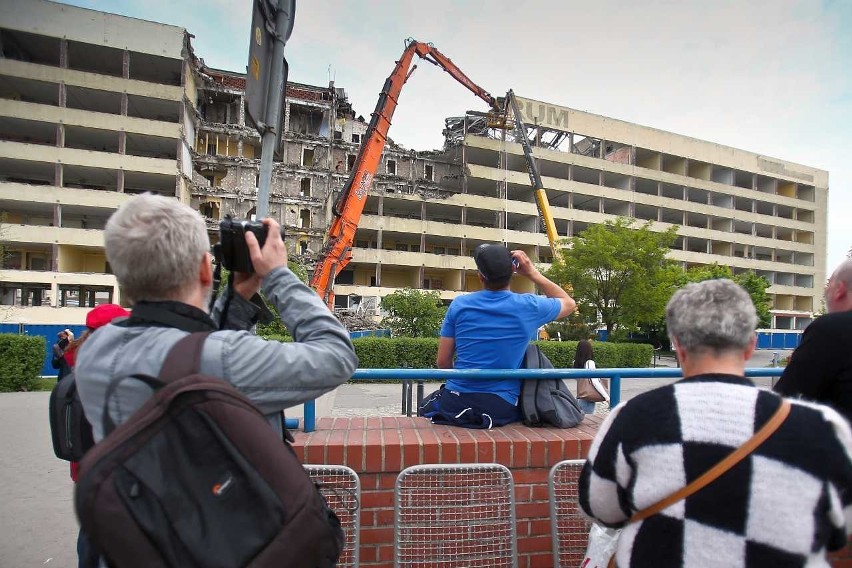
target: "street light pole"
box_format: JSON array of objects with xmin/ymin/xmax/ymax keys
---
[{"xmin": 256, "ymin": 0, "xmax": 292, "ymax": 218}]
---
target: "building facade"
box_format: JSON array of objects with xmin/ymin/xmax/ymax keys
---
[
  {"xmin": 0, "ymin": 0, "xmax": 196, "ymax": 323},
  {"xmin": 0, "ymin": 1, "xmax": 828, "ymax": 331},
  {"xmin": 339, "ymin": 97, "xmax": 826, "ymax": 330}
]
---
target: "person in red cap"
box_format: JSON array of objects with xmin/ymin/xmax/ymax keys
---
[{"xmin": 65, "ymin": 304, "xmax": 129, "ymax": 568}]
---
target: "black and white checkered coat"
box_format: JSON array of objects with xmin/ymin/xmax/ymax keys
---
[{"xmin": 579, "ymin": 374, "xmax": 852, "ymax": 568}]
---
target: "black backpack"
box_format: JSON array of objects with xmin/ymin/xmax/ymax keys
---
[
  {"xmin": 519, "ymin": 344, "xmax": 584, "ymax": 428},
  {"xmin": 74, "ymin": 332, "xmax": 344, "ymax": 568},
  {"xmin": 49, "ymin": 372, "xmax": 95, "ymax": 462}
]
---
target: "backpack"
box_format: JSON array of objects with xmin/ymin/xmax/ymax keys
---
[
  {"xmin": 74, "ymin": 332, "xmax": 344, "ymax": 568},
  {"xmin": 519, "ymin": 344, "xmax": 584, "ymax": 428},
  {"xmin": 49, "ymin": 371, "xmax": 95, "ymax": 461}
]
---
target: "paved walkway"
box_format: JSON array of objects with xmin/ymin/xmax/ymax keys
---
[{"xmin": 0, "ymin": 350, "xmax": 788, "ymax": 566}]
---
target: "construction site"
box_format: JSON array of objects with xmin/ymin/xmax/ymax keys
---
[{"xmin": 0, "ymin": 0, "xmax": 828, "ymax": 333}]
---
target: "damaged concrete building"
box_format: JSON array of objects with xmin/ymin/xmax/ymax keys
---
[
  {"xmin": 0, "ymin": 0, "xmax": 828, "ymax": 330},
  {"xmin": 189, "ymin": 66, "xmax": 465, "ymax": 313}
]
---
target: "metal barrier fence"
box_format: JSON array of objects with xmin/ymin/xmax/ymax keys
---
[
  {"xmin": 301, "ymin": 367, "xmax": 784, "ymax": 432},
  {"xmin": 549, "ymin": 460, "xmax": 591, "ymax": 567},
  {"xmin": 394, "ymin": 463, "xmax": 517, "ymax": 568},
  {"xmin": 303, "ymin": 464, "xmax": 361, "ymax": 568}
]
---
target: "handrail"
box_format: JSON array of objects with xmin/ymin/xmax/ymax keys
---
[{"xmin": 298, "ymin": 367, "xmax": 784, "ymax": 432}]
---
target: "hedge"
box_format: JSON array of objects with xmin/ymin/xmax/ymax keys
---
[
  {"xmin": 0, "ymin": 334, "xmax": 46, "ymax": 392},
  {"xmin": 352, "ymin": 338, "xmax": 653, "ymax": 369}
]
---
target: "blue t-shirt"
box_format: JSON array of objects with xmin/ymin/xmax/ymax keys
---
[{"xmin": 440, "ymin": 290, "xmax": 561, "ymax": 405}]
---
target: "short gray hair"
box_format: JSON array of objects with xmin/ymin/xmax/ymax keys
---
[
  {"xmin": 666, "ymin": 279, "xmax": 757, "ymax": 353},
  {"xmin": 105, "ymin": 193, "xmax": 210, "ymax": 303}
]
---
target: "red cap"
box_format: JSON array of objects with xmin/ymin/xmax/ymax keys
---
[{"xmin": 86, "ymin": 304, "xmax": 130, "ymax": 330}]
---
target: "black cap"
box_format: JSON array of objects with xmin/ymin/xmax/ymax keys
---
[{"xmin": 474, "ymin": 244, "xmax": 514, "ymax": 282}]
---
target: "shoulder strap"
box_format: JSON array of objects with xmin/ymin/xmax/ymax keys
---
[
  {"xmin": 101, "ymin": 332, "xmax": 211, "ymax": 436},
  {"xmin": 631, "ymin": 399, "xmax": 791, "ymax": 523},
  {"xmin": 158, "ymin": 332, "xmax": 211, "ymax": 382}
]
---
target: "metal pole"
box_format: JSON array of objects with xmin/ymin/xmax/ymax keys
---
[
  {"xmin": 256, "ymin": 0, "xmax": 290, "ymax": 219},
  {"xmin": 610, "ymin": 375, "xmax": 621, "ymax": 408}
]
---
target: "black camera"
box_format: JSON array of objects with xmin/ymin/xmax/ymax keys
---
[{"xmin": 218, "ymin": 217, "xmax": 283, "ymax": 273}]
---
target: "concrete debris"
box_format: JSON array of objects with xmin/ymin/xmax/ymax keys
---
[{"xmin": 335, "ymin": 311, "xmax": 381, "ymax": 331}]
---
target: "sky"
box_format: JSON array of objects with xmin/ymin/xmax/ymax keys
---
[{"xmin": 62, "ymin": 0, "xmax": 852, "ymax": 274}]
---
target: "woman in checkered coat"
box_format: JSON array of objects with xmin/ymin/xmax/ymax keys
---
[{"xmin": 579, "ymin": 279, "xmax": 852, "ymax": 567}]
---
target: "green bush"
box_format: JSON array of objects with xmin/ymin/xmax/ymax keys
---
[
  {"xmin": 621, "ymin": 343, "xmax": 654, "ymax": 367},
  {"xmin": 393, "ymin": 337, "xmax": 439, "ymax": 369},
  {"xmin": 0, "ymin": 334, "xmax": 45, "ymax": 392},
  {"xmin": 349, "ymin": 337, "xmax": 652, "ymax": 369},
  {"xmin": 352, "ymin": 338, "xmax": 399, "ymax": 369}
]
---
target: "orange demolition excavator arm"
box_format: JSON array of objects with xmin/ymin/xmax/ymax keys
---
[{"xmin": 310, "ymin": 38, "xmax": 499, "ymax": 309}]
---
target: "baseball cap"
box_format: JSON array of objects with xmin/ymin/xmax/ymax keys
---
[
  {"xmin": 474, "ymin": 244, "xmax": 514, "ymax": 282},
  {"xmin": 86, "ymin": 304, "xmax": 130, "ymax": 330}
]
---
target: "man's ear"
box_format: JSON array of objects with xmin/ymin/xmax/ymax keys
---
[
  {"xmin": 199, "ymin": 253, "xmax": 213, "ymax": 287},
  {"xmin": 743, "ymin": 334, "xmax": 757, "ymax": 362},
  {"xmin": 672, "ymin": 340, "xmax": 687, "ymax": 366}
]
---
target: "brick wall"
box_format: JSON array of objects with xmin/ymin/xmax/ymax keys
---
[
  {"xmin": 293, "ymin": 416, "xmax": 600, "ymax": 568},
  {"xmin": 292, "ymin": 416, "xmax": 851, "ymax": 568}
]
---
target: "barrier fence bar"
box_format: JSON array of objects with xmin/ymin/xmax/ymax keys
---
[{"xmin": 300, "ymin": 367, "xmax": 784, "ymax": 432}]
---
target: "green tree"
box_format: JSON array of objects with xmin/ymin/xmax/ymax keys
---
[
  {"xmin": 680, "ymin": 265, "xmax": 771, "ymax": 328},
  {"xmin": 380, "ymin": 288, "xmax": 446, "ymax": 338},
  {"xmin": 547, "ymin": 218, "xmax": 679, "ymax": 334}
]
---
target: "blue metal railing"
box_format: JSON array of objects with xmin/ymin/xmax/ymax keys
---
[{"xmin": 297, "ymin": 367, "xmax": 784, "ymax": 432}]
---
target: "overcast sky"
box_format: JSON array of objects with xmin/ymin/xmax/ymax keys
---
[{"xmin": 62, "ymin": 0, "xmax": 852, "ymax": 274}]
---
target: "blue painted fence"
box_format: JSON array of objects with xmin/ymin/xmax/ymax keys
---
[{"xmin": 298, "ymin": 367, "xmax": 785, "ymax": 432}]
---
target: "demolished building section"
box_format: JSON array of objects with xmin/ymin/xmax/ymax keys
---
[{"xmin": 189, "ymin": 66, "xmax": 466, "ymax": 311}]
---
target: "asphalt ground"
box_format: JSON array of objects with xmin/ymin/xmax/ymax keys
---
[{"xmin": 0, "ymin": 349, "xmax": 789, "ymax": 567}]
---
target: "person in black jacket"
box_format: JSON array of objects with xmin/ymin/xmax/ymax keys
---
[{"xmin": 774, "ymin": 259, "xmax": 852, "ymax": 423}]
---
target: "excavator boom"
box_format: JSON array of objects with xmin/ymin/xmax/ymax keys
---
[
  {"xmin": 506, "ymin": 90, "xmax": 560, "ymax": 259},
  {"xmin": 309, "ymin": 39, "xmax": 498, "ymax": 309}
]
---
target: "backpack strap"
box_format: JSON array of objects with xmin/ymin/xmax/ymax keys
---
[
  {"xmin": 158, "ymin": 332, "xmax": 211, "ymax": 382},
  {"xmin": 102, "ymin": 332, "xmax": 211, "ymax": 436}
]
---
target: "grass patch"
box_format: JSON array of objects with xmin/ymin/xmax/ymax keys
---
[{"xmin": 32, "ymin": 378, "xmax": 57, "ymax": 392}]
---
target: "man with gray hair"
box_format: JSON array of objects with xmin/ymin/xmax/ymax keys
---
[
  {"xmin": 775, "ymin": 259, "xmax": 852, "ymax": 423},
  {"xmin": 579, "ymin": 279, "xmax": 851, "ymax": 568},
  {"xmin": 75, "ymin": 193, "xmax": 358, "ymax": 442}
]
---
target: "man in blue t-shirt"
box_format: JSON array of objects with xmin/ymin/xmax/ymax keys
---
[{"xmin": 419, "ymin": 244, "xmax": 576, "ymax": 428}]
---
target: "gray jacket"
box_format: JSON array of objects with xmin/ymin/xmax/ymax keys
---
[{"xmin": 76, "ymin": 266, "xmax": 358, "ymax": 441}]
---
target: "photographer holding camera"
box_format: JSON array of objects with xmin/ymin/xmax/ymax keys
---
[{"xmin": 74, "ymin": 192, "xmax": 358, "ymax": 442}]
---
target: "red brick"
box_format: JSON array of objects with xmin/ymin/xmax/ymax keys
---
[
  {"xmin": 378, "ymin": 544, "xmax": 394, "ymax": 561},
  {"xmin": 455, "ymin": 428, "xmax": 479, "ymax": 462},
  {"xmin": 514, "ymin": 484, "xmax": 533, "ymax": 502},
  {"xmin": 489, "ymin": 428, "xmax": 514, "ymax": 467},
  {"xmin": 325, "ymin": 427, "xmax": 347, "ymax": 465},
  {"xmin": 378, "ymin": 472, "xmax": 398, "ymax": 490},
  {"xmin": 374, "ymin": 507, "xmax": 395, "ymax": 526},
  {"xmin": 304, "ymin": 439, "xmax": 325, "ymax": 464},
  {"xmin": 516, "ymin": 501, "xmax": 551, "ymax": 520},
  {"xmin": 360, "ymin": 509, "xmax": 375, "ymax": 527},
  {"xmin": 349, "ymin": 416, "xmax": 366, "ymax": 430},
  {"xmin": 359, "ymin": 473, "xmax": 379, "ymax": 491},
  {"xmin": 514, "ymin": 468, "xmax": 549, "ymax": 484},
  {"xmin": 381, "ymin": 428, "xmax": 403, "ymax": 471},
  {"xmin": 360, "ymin": 526, "xmax": 395, "ymax": 545},
  {"xmin": 436, "ymin": 427, "xmax": 460, "ymax": 463},
  {"xmin": 529, "ymin": 518, "xmax": 551, "ymax": 536},
  {"xmin": 518, "ymin": 534, "xmax": 552, "ymax": 553},
  {"xmin": 532, "ymin": 482, "xmax": 551, "ymax": 500},
  {"xmin": 511, "ymin": 430, "xmax": 532, "ymax": 467},
  {"xmin": 528, "ymin": 551, "xmax": 556, "ymax": 568},
  {"xmin": 358, "ymin": 545, "xmax": 377, "ymax": 563},
  {"xmin": 416, "ymin": 426, "xmax": 441, "ymax": 464},
  {"xmin": 364, "ymin": 430, "xmax": 384, "ymax": 472},
  {"xmin": 360, "ymin": 490, "xmax": 394, "ymax": 509},
  {"xmin": 344, "ymin": 429, "xmax": 365, "ymax": 471},
  {"xmin": 399, "ymin": 426, "xmax": 421, "ymax": 468}
]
